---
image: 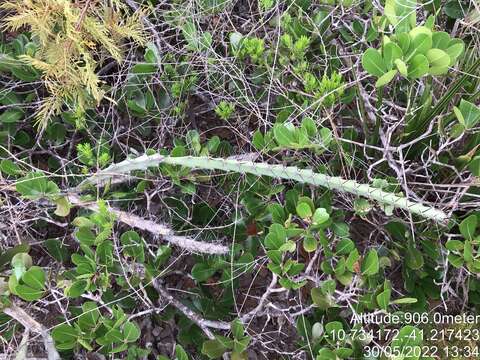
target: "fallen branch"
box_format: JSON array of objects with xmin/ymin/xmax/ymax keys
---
[
  {"xmin": 67, "ymin": 194, "xmax": 229, "ymax": 255},
  {"xmin": 3, "ymin": 304, "xmax": 60, "ymax": 360},
  {"xmin": 81, "ymin": 154, "xmax": 448, "ymax": 222},
  {"xmin": 0, "ymin": 182, "xmax": 228, "ymax": 255}
]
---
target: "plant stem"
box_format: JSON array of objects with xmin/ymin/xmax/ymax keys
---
[{"xmin": 82, "ymin": 154, "xmax": 448, "ymax": 222}]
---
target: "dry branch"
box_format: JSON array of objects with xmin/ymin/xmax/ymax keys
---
[
  {"xmin": 3, "ymin": 304, "xmax": 60, "ymax": 360},
  {"xmin": 151, "ymin": 279, "xmax": 231, "ymax": 339},
  {"xmin": 67, "ymin": 194, "xmax": 229, "ymax": 255}
]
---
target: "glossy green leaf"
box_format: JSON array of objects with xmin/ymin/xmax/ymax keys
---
[
  {"xmin": 296, "ymin": 202, "xmax": 312, "ymax": 218},
  {"xmin": 362, "ymin": 48, "xmax": 386, "ymax": 76},
  {"xmin": 383, "ymin": 42, "xmax": 403, "ymax": 68},
  {"xmin": 375, "ymin": 69, "xmax": 397, "ymax": 87},
  {"xmin": 361, "ymin": 249, "xmax": 379, "ymax": 276},
  {"xmin": 303, "ymin": 236, "xmax": 317, "ymax": 252},
  {"xmin": 22, "ymin": 266, "xmax": 45, "ymax": 290},
  {"xmin": 408, "ymin": 54, "xmax": 429, "ymax": 79},
  {"xmin": 426, "ymin": 49, "xmax": 450, "ymax": 68}
]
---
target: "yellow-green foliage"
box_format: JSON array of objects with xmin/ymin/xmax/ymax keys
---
[{"xmin": 1, "ymin": 0, "xmax": 146, "ymax": 128}]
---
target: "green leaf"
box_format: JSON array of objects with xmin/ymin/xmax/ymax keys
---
[
  {"xmin": 361, "ymin": 249, "xmax": 379, "ymax": 276},
  {"xmin": 464, "ymin": 240, "xmax": 473, "ymax": 262},
  {"xmin": 410, "ymin": 33, "xmax": 432, "ymax": 56},
  {"xmin": 15, "ymin": 284, "xmax": 44, "ymax": 301},
  {"xmin": 353, "ymin": 198, "xmax": 372, "ymax": 216},
  {"xmin": 394, "ymin": 58, "xmax": 408, "ymax": 76},
  {"xmin": 0, "ymin": 159, "xmax": 22, "ymax": 176},
  {"xmin": 397, "ymin": 33, "xmax": 411, "ymax": 53},
  {"xmin": 312, "ymin": 208, "xmax": 329, "ymax": 225},
  {"xmin": 444, "ymin": 0, "xmax": 466, "ymax": 19},
  {"xmin": 65, "ymin": 279, "xmax": 88, "ymax": 298},
  {"xmin": 233, "ymin": 336, "xmax": 250, "ymax": 354},
  {"xmin": 362, "ymin": 48, "xmax": 386, "ymax": 76},
  {"xmin": 0, "ymin": 109, "xmax": 23, "ymax": 123},
  {"xmin": 311, "ymin": 288, "xmax": 334, "ymax": 310},
  {"xmin": 252, "ymin": 130, "xmax": 265, "ymax": 150},
  {"xmin": 273, "ymin": 123, "xmax": 294, "ymax": 147},
  {"xmin": 131, "ymin": 63, "xmax": 157, "ymax": 74},
  {"xmin": 207, "ymin": 136, "xmax": 221, "ymax": 153},
  {"xmin": 78, "ymin": 302, "xmax": 100, "ymax": 330},
  {"xmin": 120, "ymin": 230, "xmax": 145, "ymax": 262},
  {"xmin": 391, "ymin": 325, "xmax": 422, "ymax": 348},
  {"xmin": 202, "ymin": 339, "xmax": 228, "ymax": 359},
  {"xmin": 267, "ymin": 250, "xmax": 282, "ymax": 264},
  {"xmin": 229, "ymin": 32, "xmax": 243, "ymax": 50},
  {"xmin": 0, "ymin": 90, "xmax": 21, "ymax": 105},
  {"xmin": 325, "ymin": 321, "xmax": 343, "ymax": 339},
  {"xmin": 429, "ymin": 64, "xmax": 449, "ymax": 76},
  {"xmin": 52, "ymin": 324, "xmax": 79, "ymax": 344},
  {"xmin": 335, "ymin": 347, "xmax": 353, "ymax": 358},
  {"xmin": 182, "ymin": 21, "xmax": 199, "ymax": 51},
  {"xmin": 175, "ymin": 345, "xmax": 189, "ymax": 360},
  {"xmin": 75, "ymin": 227, "xmax": 96, "ymax": 246},
  {"xmin": 455, "ymin": 99, "xmax": 480, "ymax": 129},
  {"xmin": 11, "ymin": 252, "xmax": 31, "ymax": 280},
  {"xmin": 409, "ymin": 26, "xmax": 432, "ymax": 40},
  {"xmin": 22, "ymin": 266, "xmax": 45, "ymax": 290},
  {"xmin": 278, "ymin": 240, "xmax": 296, "ymax": 253},
  {"xmin": 312, "ymin": 322, "xmax": 324, "ymax": 340},
  {"xmin": 426, "ymin": 49, "xmax": 450, "ymax": 68},
  {"xmin": 375, "ymin": 69, "xmax": 397, "ymax": 87},
  {"xmin": 459, "ymin": 214, "xmax": 478, "ymax": 241},
  {"xmin": 469, "ymin": 156, "xmax": 480, "ymax": 176},
  {"xmin": 303, "ymin": 236, "xmax": 318, "ymax": 253},
  {"xmin": 335, "ymin": 239, "xmax": 355, "ymax": 255},
  {"xmin": 383, "ymin": 42, "xmax": 403, "ymax": 68},
  {"xmin": 406, "ymin": 245, "xmax": 424, "ymax": 270},
  {"xmin": 391, "ymin": 297, "xmax": 418, "ymax": 304},
  {"xmin": 144, "ymin": 42, "xmax": 160, "ymax": 64},
  {"xmin": 445, "ymin": 39, "xmax": 464, "ymax": 63},
  {"xmin": 16, "ymin": 172, "xmax": 59, "ymax": 199},
  {"xmin": 191, "ymin": 263, "xmax": 216, "ymax": 282},
  {"xmin": 448, "ymin": 253, "xmax": 464, "ymax": 268},
  {"xmin": 268, "ymin": 203, "xmax": 286, "ymax": 223},
  {"xmin": 384, "ymin": 0, "xmax": 416, "ymax": 32},
  {"xmin": 264, "ymin": 223, "xmax": 287, "ymax": 250},
  {"xmin": 408, "ymin": 54, "xmax": 429, "ymax": 79},
  {"xmin": 101, "ymin": 329, "xmax": 124, "ymax": 344},
  {"xmin": 296, "ymin": 202, "xmax": 313, "ymax": 218},
  {"xmin": 43, "ymin": 239, "xmax": 70, "ymax": 263},
  {"xmin": 127, "ymin": 92, "xmax": 147, "ymax": 114},
  {"xmin": 445, "ymin": 240, "xmax": 464, "ymax": 251},
  {"xmin": 54, "ymin": 196, "xmax": 71, "ymax": 217},
  {"xmin": 376, "ymin": 288, "xmax": 391, "ymax": 310},
  {"xmin": 123, "ymin": 321, "xmax": 141, "ymax": 343},
  {"xmin": 97, "ymin": 240, "xmax": 113, "ymax": 266},
  {"xmin": 432, "ymin": 32, "xmax": 451, "ymax": 49},
  {"xmin": 301, "ymin": 117, "xmax": 317, "ymax": 137},
  {"xmin": 317, "ymin": 348, "xmax": 336, "ymax": 360},
  {"xmin": 231, "ymin": 319, "xmax": 244, "ymax": 339}
]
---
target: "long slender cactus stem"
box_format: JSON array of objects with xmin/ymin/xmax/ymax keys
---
[{"xmin": 82, "ymin": 154, "xmax": 448, "ymax": 222}]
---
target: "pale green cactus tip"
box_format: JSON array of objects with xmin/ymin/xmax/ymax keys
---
[{"xmin": 84, "ymin": 154, "xmax": 448, "ymax": 223}]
